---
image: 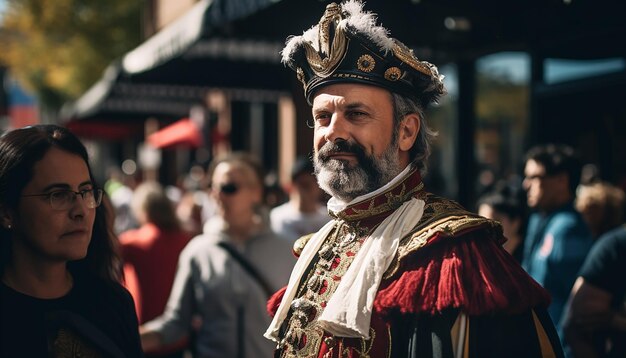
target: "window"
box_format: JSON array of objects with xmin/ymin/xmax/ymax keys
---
[
  {"xmin": 474, "ymin": 52, "xmax": 530, "ymax": 196},
  {"xmin": 545, "ymin": 58, "xmax": 625, "ymax": 84}
]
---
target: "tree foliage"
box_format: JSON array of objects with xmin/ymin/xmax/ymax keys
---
[
  {"xmin": 0, "ymin": 0, "xmax": 142, "ymax": 109},
  {"xmin": 476, "ymin": 72, "xmax": 528, "ymax": 127}
]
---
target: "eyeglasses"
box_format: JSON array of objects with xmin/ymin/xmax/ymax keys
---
[
  {"xmin": 219, "ymin": 183, "xmax": 240, "ymax": 195},
  {"xmin": 524, "ymin": 174, "xmax": 550, "ymax": 181},
  {"xmin": 22, "ymin": 189, "xmax": 103, "ymax": 211}
]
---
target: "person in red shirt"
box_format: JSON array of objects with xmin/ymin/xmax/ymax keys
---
[{"xmin": 120, "ymin": 181, "xmax": 192, "ymax": 357}]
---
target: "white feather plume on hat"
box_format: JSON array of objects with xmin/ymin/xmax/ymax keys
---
[{"xmin": 281, "ymin": 0, "xmax": 395, "ymax": 63}]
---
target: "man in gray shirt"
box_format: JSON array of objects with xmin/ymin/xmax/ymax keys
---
[{"xmin": 140, "ymin": 153, "xmax": 295, "ymax": 357}]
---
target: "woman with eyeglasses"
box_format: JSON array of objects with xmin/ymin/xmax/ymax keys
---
[
  {"xmin": 0, "ymin": 125, "xmax": 142, "ymax": 357},
  {"xmin": 140, "ymin": 152, "xmax": 295, "ymax": 358}
]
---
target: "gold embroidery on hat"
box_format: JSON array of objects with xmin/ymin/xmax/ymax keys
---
[
  {"xmin": 335, "ymin": 73, "xmax": 367, "ymax": 80},
  {"xmin": 357, "ymin": 54, "xmax": 375, "ymax": 72},
  {"xmin": 384, "ymin": 67, "xmax": 402, "ymax": 81},
  {"xmin": 391, "ymin": 40, "xmax": 433, "ymax": 77},
  {"xmin": 303, "ymin": 3, "xmax": 348, "ymax": 78}
]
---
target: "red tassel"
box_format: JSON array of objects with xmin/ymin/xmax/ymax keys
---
[
  {"xmin": 375, "ymin": 231, "xmax": 550, "ymax": 317},
  {"xmin": 437, "ymin": 249, "xmax": 466, "ymax": 312},
  {"xmin": 267, "ymin": 286, "xmax": 287, "ymax": 317}
]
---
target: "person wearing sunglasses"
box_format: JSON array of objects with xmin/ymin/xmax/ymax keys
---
[
  {"xmin": 140, "ymin": 152, "xmax": 295, "ymax": 358},
  {"xmin": 0, "ymin": 125, "xmax": 142, "ymax": 357}
]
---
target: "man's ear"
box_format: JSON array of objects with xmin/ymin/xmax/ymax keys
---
[{"xmin": 398, "ymin": 113, "xmax": 420, "ymax": 152}]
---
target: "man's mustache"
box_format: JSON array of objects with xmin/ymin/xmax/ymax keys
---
[{"xmin": 317, "ymin": 140, "xmax": 367, "ymax": 163}]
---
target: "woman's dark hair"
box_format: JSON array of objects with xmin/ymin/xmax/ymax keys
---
[{"xmin": 0, "ymin": 125, "xmax": 121, "ymax": 282}]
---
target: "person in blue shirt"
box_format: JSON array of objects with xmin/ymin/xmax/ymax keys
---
[{"xmin": 522, "ymin": 144, "xmax": 593, "ymax": 335}]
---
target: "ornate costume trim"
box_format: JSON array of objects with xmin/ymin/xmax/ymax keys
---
[
  {"xmin": 332, "ymin": 168, "xmax": 423, "ymax": 224},
  {"xmin": 384, "ymin": 192, "xmax": 502, "ymax": 279},
  {"xmin": 318, "ymin": 198, "xmax": 425, "ymax": 338},
  {"xmin": 266, "ymin": 197, "xmax": 425, "ymax": 356},
  {"xmin": 292, "ymin": 233, "xmax": 315, "ymax": 257},
  {"xmin": 302, "ymin": 7, "xmax": 349, "ymax": 78},
  {"xmin": 266, "ymin": 168, "xmax": 427, "ymax": 358},
  {"xmin": 374, "ymin": 226, "xmax": 551, "ymax": 316}
]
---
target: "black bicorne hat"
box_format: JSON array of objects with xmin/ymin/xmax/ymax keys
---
[{"xmin": 281, "ymin": 0, "xmax": 446, "ymax": 107}]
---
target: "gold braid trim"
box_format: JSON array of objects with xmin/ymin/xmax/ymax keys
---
[
  {"xmin": 304, "ymin": 3, "xmax": 349, "ymax": 78},
  {"xmin": 391, "ymin": 40, "xmax": 433, "ymax": 77},
  {"xmin": 383, "ymin": 193, "xmax": 502, "ymax": 279},
  {"xmin": 292, "ymin": 178, "xmax": 423, "ymax": 256},
  {"xmin": 293, "ymin": 233, "xmax": 316, "ymax": 257},
  {"xmin": 334, "ymin": 181, "xmax": 424, "ymax": 222}
]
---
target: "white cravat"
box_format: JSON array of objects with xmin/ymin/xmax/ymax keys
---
[{"xmin": 317, "ymin": 197, "xmax": 425, "ymax": 338}]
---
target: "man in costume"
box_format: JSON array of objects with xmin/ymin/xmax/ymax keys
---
[{"xmin": 265, "ymin": 1, "xmax": 564, "ymax": 357}]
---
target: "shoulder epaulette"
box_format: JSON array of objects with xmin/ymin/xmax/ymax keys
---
[
  {"xmin": 386, "ymin": 192, "xmax": 503, "ymax": 278},
  {"xmin": 293, "ymin": 232, "xmax": 316, "ymax": 257}
]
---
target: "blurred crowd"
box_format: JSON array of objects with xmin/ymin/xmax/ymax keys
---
[
  {"xmin": 104, "ymin": 141, "xmax": 625, "ymax": 357},
  {"xmin": 103, "ymin": 153, "xmax": 330, "ymax": 357},
  {"xmin": 100, "ymin": 142, "xmax": 626, "ymax": 358},
  {"xmin": 476, "ymin": 144, "xmax": 626, "ymax": 358}
]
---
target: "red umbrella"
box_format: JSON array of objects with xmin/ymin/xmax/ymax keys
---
[{"xmin": 147, "ymin": 118, "xmax": 203, "ymax": 149}]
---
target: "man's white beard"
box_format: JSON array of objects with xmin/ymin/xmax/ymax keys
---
[{"xmin": 314, "ymin": 139, "xmax": 402, "ymax": 203}]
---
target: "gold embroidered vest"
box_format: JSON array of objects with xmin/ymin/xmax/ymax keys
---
[{"xmin": 277, "ymin": 168, "xmax": 424, "ymax": 357}]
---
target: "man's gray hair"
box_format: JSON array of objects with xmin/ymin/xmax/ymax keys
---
[{"xmin": 391, "ymin": 93, "xmax": 437, "ymax": 176}]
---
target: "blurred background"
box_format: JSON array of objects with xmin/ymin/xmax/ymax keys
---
[{"xmin": 1, "ymin": 0, "xmax": 624, "ymax": 209}]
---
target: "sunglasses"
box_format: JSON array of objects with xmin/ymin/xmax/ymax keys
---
[{"xmin": 219, "ymin": 183, "xmax": 240, "ymax": 195}]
